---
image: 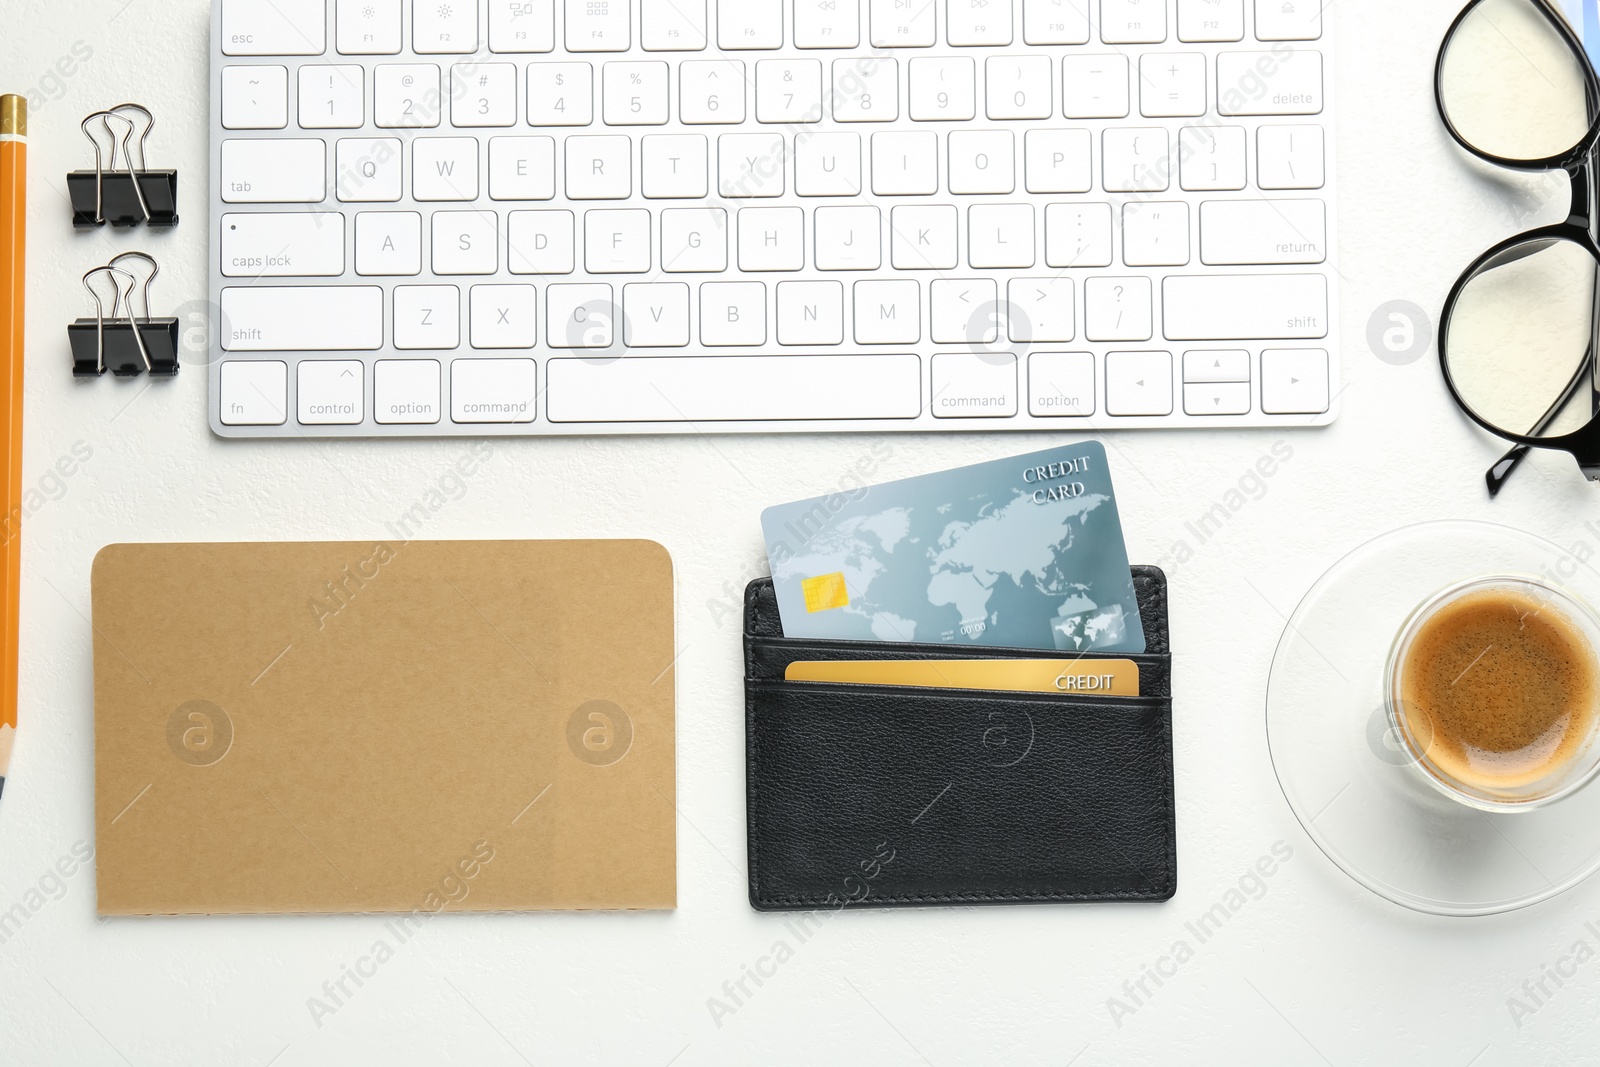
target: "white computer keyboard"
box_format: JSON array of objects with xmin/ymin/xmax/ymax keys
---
[{"xmin": 207, "ymin": 0, "xmax": 1338, "ymax": 438}]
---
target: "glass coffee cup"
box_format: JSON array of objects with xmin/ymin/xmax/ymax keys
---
[{"xmin": 1385, "ymin": 574, "xmax": 1600, "ymax": 812}]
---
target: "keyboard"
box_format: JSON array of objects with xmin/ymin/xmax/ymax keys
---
[{"xmin": 208, "ymin": 0, "xmax": 1338, "ymax": 437}]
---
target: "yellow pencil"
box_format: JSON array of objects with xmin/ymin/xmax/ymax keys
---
[{"xmin": 0, "ymin": 94, "xmax": 25, "ymax": 801}]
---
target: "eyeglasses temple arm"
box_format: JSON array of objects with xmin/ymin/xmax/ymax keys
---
[{"xmin": 1483, "ymin": 344, "xmax": 1595, "ymax": 495}]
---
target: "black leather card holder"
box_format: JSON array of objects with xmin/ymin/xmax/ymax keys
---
[{"xmin": 744, "ymin": 567, "xmax": 1175, "ymax": 910}]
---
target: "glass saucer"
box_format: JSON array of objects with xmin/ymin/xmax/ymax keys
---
[{"xmin": 1265, "ymin": 520, "xmax": 1600, "ymax": 916}]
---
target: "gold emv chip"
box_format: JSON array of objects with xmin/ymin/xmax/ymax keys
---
[{"xmin": 801, "ymin": 572, "xmax": 849, "ymax": 613}]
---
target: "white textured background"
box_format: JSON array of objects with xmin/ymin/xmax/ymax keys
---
[{"xmin": 3, "ymin": 0, "xmax": 1600, "ymax": 1063}]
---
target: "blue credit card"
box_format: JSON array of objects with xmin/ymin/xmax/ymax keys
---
[{"xmin": 761, "ymin": 443, "xmax": 1146, "ymax": 652}]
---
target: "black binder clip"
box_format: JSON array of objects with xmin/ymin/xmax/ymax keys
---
[
  {"xmin": 69, "ymin": 104, "xmax": 178, "ymax": 229},
  {"xmin": 69, "ymin": 252, "xmax": 179, "ymax": 378}
]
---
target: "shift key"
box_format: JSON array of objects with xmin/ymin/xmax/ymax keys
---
[
  {"xmin": 1162, "ymin": 274, "xmax": 1326, "ymax": 340},
  {"xmin": 221, "ymin": 286, "xmax": 384, "ymax": 350}
]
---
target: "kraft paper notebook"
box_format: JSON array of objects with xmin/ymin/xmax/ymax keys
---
[{"xmin": 91, "ymin": 540, "xmax": 676, "ymax": 915}]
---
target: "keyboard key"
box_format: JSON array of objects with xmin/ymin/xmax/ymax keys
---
[
  {"xmin": 1178, "ymin": 125, "xmax": 1246, "ymax": 189},
  {"xmin": 815, "ymin": 205, "xmax": 882, "ymax": 269},
  {"xmin": 986, "ymin": 55, "xmax": 1052, "ymax": 119},
  {"xmin": 489, "ymin": 136, "xmax": 557, "ymax": 199},
  {"xmin": 932, "ymin": 352, "xmax": 1017, "ymax": 417},
  {"xmin": 1217, "ymin": 49, "xmax": 1322, "ymax": 114},
  {"xmin": 701, "ymin": 281, "xmax": 768, "ymax": 344},
  {"xmin": 1177, "ymin": 0, "xmax": 1242, "ymax": 41},
  {"xmin": 489, "ymin": 0, "xmax": 556, "ymax": 51},
  {"xmin": 1261, "ymin": 348, "xmax": 1329, "ymax": 413},
  {"xmin": 221, "ymin": 211, "xmax": 345, "ymax": 277},
  {"xmin": 452, "ymin": 358, "xmax": 539, "ymax": 421},
  {"xmin": 661, "ymin": 207, "xmax": 728, "ymax": 271},
  {"xmin": 546, "ymin": 283, "xmax": 617, "ymax": 346},
  {"xmin": 1139, "ymin": 53, "xmax": 1205, "ymax": 117},
  {"xmin": 1199, "ymin": 199, "xmax": 1325, "ymax": 264},
  {"xmin": 374, "ymin": 63, "xmax": 443, "ymax": 127},
  {"xmin": 336, "ymin": 137, "xmax": 403, "ymax": 201},
  {"xmin": 566, "ymin": 135, "xmax": 632, "ymax": 197},
  {"xmin": 680, "ymin": 60, "xmax": 747, "ymax": 122},
  {"xmin": 968, "ymin": 204, "xmax": 1033, "ymax": 268},
  {"xmin": 796, "ymin": 0, "xmax": 861, "ymax": 47},
  {"xmin": 795, "ymin": 131, "xmax": 863, "ymax": 194},
  {"xmin": 777, "ymin": 280, "xmax": 845, "ymax": 345},
  {"xmin": 623, "ymin": 282, "xmax": 691, "ymax": 345},
  {"xmin": 930, "ymin": 279, "xmax": 995, "ymax": 343},
  {"xmin": 356, "ymin": 210, "xmax": 423, "ymax": 274},
  {"xmin": 833, "ymin": 58, "xmax": 899, "ymax": 120},
  {"xmin": 737, "ymin": 206, "xmax": 804, "ymax": 270},
  {"xmin": 1105, "ymin": 351, "xmax": 1173, "ymax": 415},
  {"xmin": 1024, "ymin": 128, "xmax": 1091, "ymax": 192},
  {"xmin": 338, "ymin": 0, "xmax": 403, "ymax": 53},
  {"xmin": 947, "ymin": 0, "xmax": 1013, "ymax": 45},
  {"xmin": 1101, "ymin": 0, "xmax": 1165, "ymax": 43},
  {"xmin": 1184, "ymin": 381, "xmax": 1250, "ymax": 415},
  {"xmin": 720, "ymin": 0, "xmax": 784, "ymax": 48},
  {"xmin": 1008, "ymin": 277, "xmax": 1073, "ymax": 341},
  {"xmin": 220, "ymin": 139, "xmax": 326, "ymax": 203},
  {"xmin": 414, "ymin": 0, "xmax": 478, "ymax": 52},
  {"xmin": 219, "ymin": 361, "xmax": 288, "ymax": 425},
  {"xmin": 453, "ymin": 62, "xmax": 519, "ymax": 126},
  {"xmin": 720, "ymin": 133, "xmax": 787, "ymax": 196},
  {"xmin": 757, "ymin": 60, "xmax": 824, "ymax": 123},
  {"xmin": 1084, "ymin": 277, "xmax": 1152, "ymax": 341},
  {"xmin": 1062, "ymin": 54, "xmax": 1129, "ymax": 118},
  {"xmin": 949, "ymin": 130, "xmax": 1014, "ymax": 193},
  {"xmin": 414, "ymin": 137, "xmax": 480, "ymax": 200},
  {"xmin": 298, "ymin": 360, "xmax": 364, "ymax": 424},
  {"xmin": 1257, "ymin": 124, "xmax": 1325, "ymax": 188},
  {"xmin": 394, "ymin": 285, "xmax": 461, "ymax": 348},
  {"xmin": 222, "ymin": 0, "xmax": 325, "ymax": 55},
  {"xmin": 470, "ymin": 284, "xmax": 538, "ymax": 347},
  {"xmin": 871, "ymin": 0, "xmax": 936, "ymax": 46},
  {"xmin": 299, "ymin": 65, "xmax": 365, "ymax": 129},
  {"xmin": 909, "ymin": 57, "xmax": 976, "ymax": 120},
  {"xmin": 643, "ymin": 134, "xmax": 710, "ymax": 197},
  {"xmin": 585, "ymin": 208, "xmax": 652, "ymax": 272},
  {"xmin": 1044, "ymin": 202, "xmax": 1112, "ymax": 267},
  {"xmin": 641, "ymin": 0, "xmax": 707, "ymax": 49},
  {"xmin": 604, "ymin": 61, "xmax": 671, "ymax": 124},
  {"xmin": 871, "ymin": 131, "xmax": 938, "ymax": 194},
  {"xmin": 545, "ymin": 353, "xmax": 922, "ymax": 421},
  {"xmin": 508, "ymin": 209, "xmax": 575, "ymax": 273},
  {"xmin": 221, "ymin": 65, "xmax": 288, "ymax": 129},
  {"xmin": 1028, "ymin": 351, "xmax": 1094, "ymax": 416},
  {"xmin": 1022, "ymin": 0, "xmax": 1089, "ymax": 44},
  {"xmin": 220, "ymin": 287, "xmax": 383, "ymax": 350},
  {"xmin": 374, "ymin": 359, "xmax": 442, "ymax": 423},
  {"xmin": 1102, "ymin": 127, "xmax": 1169, "ymax": 191},
  {"xmin": 1122, "ymin": 201, "xmax": 1189, "ymax": 266},
  {"xmin": 567, "ymin": 0, "xmax": 631, "ymax": 50},
  {"xmin": 1162, "ymin": 274, "xmax": 1327, "ymax": 339},
  {"xmin": 890, "ymin": 205, "xmax": 957, "ymax": 269},
  {"xmin": 1183, "ymin": 349, "xmax": 1250, "ymax": 382},
  {"xmin": 854, "ymin": 279, "xmax": 920, "ymax": 343},
  {"xmin": 527, "ymin": 62, "xmax": 594, "ymax": 125},
  {"xmin": 1255, "ymin": 0, "xmax": 1320, "ymax": 40},
  {"xmin": 433, "ymin": 210, "xmax": 500, "ymax": 274}
]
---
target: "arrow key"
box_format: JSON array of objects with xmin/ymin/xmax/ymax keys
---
[
  {"xmin": 1261, "ymin": 348, "xmax": 1329, "ymax": 414},
  {"xmin": 1182, "ymin": 348, "xmax": 1250, "ymax": 383},
  {"xmin": 1106, "ymin": 350, "xmax": 1173, "ymax": 416},
  {"xmin": 1183, "ymin": 381, "xmax": 1251, "ymax": 415}
]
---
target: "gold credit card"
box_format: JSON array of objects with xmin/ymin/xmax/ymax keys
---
[{"xmin": 784, "ymin": 659, "xmax": 1140, "ymax": 696}]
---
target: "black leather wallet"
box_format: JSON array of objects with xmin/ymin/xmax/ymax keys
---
[{"xmin": 744, "ymin": 566, "xmax": 1175, "ymax": 910}]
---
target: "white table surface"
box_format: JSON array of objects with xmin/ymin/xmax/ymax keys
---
[{"xmin": 4, "ymin": 0, "xmax": 1599, "ymax": 1063}]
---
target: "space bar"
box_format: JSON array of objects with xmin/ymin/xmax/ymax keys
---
[{"xmin": 546, "ymin": 354, "xmax": 924, "ymax": 422}]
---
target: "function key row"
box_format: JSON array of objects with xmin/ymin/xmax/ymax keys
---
[{"xmin": 223, "ymin": 0, "xmax": 1321, "ymax": 57}]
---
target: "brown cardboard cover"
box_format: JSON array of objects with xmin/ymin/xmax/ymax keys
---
[{"xmin": 91, "ymin": 540, "xmax": 675, "ymax": 915}]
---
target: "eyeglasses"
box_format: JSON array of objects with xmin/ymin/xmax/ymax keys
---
[{"xmin": 1436, "ymin": 0, "xmax": 1600, "ymax": 496}]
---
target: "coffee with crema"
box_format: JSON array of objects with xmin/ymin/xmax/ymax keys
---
[{"xmin": 1397, "ymin": 586, "xmax": 1600, "ymax": 791}]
